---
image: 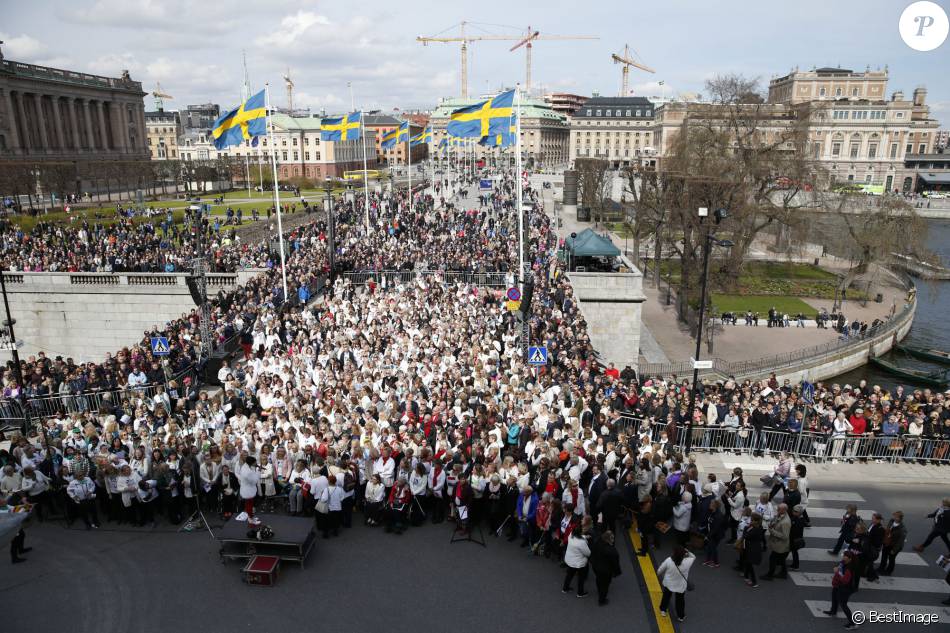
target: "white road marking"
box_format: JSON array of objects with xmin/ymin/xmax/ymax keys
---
[
  {"xmin": 790, "ymin": 572, "xmax": 948, "ymax": 593},
  {"xmin": 722, "ymin": 462, "xmax": 774, "ymax": 472},
  {"xmin": 795, "ymin": 548, "xmax": 927, "ymax": 566},
  {"xmin": 803, "ymin": 507, "xmax": 878, "ymax": 519},
  {"xmin": 804, "ymin": 600, "xmax": 950, "ymax": 620},
  {"xmin": 808, "ymin": 491, "xmax": 866, "ymax": 502},
  {"xmin": 802, "ymin": 526, "xmax": 848, "ymax": 539}
]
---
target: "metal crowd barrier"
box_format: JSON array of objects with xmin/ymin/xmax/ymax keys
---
[{"xmin": 611, "ymin": 417, "xmax": 950, "ymax": 466}]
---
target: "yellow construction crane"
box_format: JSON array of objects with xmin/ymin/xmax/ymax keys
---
[
  {"xmin": 611, "ymin": 44, "xmax": 655, "ymax": 97},
  {"xmin": 151, "ymin": 82, "xmax": 173, "ymax": 111},
  {"xmin": 509, "ymin": 27, "xmax": 599, "ymax": 94},
  {"xmin": 418, "ymin": 22, "xmax": 599, "ymax": 98}
]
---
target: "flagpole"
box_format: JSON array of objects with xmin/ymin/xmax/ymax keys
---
[
  {"xmin": 407, "ymin": 125, "xmax": 413, "ymax": 216},
  {"xmin": 245, "ymin": 154, "xmax": 251, "ymax": 198},
  {"xmin": 360, "ymin": 109, "xmax": 370, "ymax": 233},
  {"xmin": 515, "ymin": 85, "xmax": 524, "ymax": 299},
  {"xmin": 264, "ymin": 83, "xmax": 289, "ymax": 302}
]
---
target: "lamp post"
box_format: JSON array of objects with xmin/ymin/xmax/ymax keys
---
[{"xmin": 685, "ymin": 207, "xmax": 731, "ymax": 453}]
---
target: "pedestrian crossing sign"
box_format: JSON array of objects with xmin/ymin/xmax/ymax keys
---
[
  {"xmin": 527, "ymin": 346, "xmax": 547, "ymax": 366},
  {"xmin": 150, "ymin": 336, "xmax": 170, "ymax": 356}
]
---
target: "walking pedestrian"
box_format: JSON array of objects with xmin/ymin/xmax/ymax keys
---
[
  {"xmin": 828, "ymin": 504, "xmax": 860, "ymax": 556},
  {"xmin": 763, "ymin": 503, "xmax": 791, "ymax": 580},
  {"xmin": 823, "ymin": 552, "xmax": 858, "ymax": 629},
  {"xmin": 913, "ymin": 498, "xmax": 950, "ymax": 554},
  {"xmin": 877, "ymin": 511, "xmax": 907, "ymax": 576},
  {"xmin": 657, "ymin": 545, "xmax": 695, "ymax": 622},
  {"xmin": 590, "ymin": 530, "xmax": 622, "ymax": 605},
  {"xmin": 562, "ymin": 526, "xmax": 591, "ymax": 598}
]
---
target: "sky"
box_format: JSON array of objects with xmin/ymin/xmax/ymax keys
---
[{"xmin": 1, "ymin": 0, "xmax": 948, "ymax": 123}]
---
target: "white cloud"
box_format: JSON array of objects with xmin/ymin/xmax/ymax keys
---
[
  {"xmin": 254, "ymin": 10, "xmax": 330, "ymax": 48},
  {"xmin": 0, "ymin": 32, "xmax": 47, "ymax": 59},
  {"xmin": 630, "ymin": 80, "xmax": 673, "ymax": 97}
]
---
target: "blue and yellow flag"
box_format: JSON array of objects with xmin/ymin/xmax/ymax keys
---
[
  {"xmin": 479, "ymin": 113, "xmax": 517, "ymax": 147},
  {"xmin": 321, "ymin": 111, "xmax": 362, "ymax": 141},
  {"xmin": 410, "ymin": 126, "xmax": 432, "ymax": 147},
  {"xmin": 212, "ymin": 89, "xmax": 267, "ymax": 150},
  {"xmin": 447, "ymin": 89, "xmax": 514, "ymax": 139},
  {"xmin": 381, "ymin": 121, "xmax": 409, "ymax": 149}
]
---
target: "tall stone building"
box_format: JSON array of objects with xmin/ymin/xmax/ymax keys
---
[
  {"xmin": 145, "ymin": 110, "xmax": 182, "ymax": 160},
  {"xmin": 568, "ymin": 96, "xmax": 657, "ymax": 168},
  {"xmin": 0, "ymin": 45, "xmax": 147, "ymax": 162}
]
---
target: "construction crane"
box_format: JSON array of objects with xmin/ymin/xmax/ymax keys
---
[
  {"xmin": 509, "ymin": 27, "xmax": 598, "ymax": 94},
  {"xmin": 152, "ymin": 82, "xmax": 173, "ymax": 111},
  {"xmin": 283, "ymin": 68, "xmax": 294, "ymax": 112},
  {"xmin": 611, "ymin": 44, "xmax": 655, "ymax": 97}
]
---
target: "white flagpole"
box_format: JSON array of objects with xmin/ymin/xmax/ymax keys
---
[
  {"xmin": 515, "ymin": 85, "xmax": 524, "ymax": 297},
  {"xmin": 359, "ymin": 110, "xmax": 370, "ymax": 233},
  {"xmin": 245, "ymin": 154, "xmax": 251, "ymax": 198},
  {"xmin": 407, "ymin": 124, "xmax": 413, "ymax": 216},
  {"xmin": 264, "ymin": 83, "xmax": 289, "ymax": 302}
]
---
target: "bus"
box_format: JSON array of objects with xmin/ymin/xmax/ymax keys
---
[{"xmin": 343, "ymin": 170, "xmax": 381, "ymax": 181}]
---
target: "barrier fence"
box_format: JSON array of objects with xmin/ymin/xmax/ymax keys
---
[{"xmin": 613, "ymin": 415, "xmax": 950, "ymax": 465}]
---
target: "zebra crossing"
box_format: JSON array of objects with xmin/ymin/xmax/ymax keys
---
[{"xmin": 778, "ymin": 487, "xmax": 950, "ymax": 624}]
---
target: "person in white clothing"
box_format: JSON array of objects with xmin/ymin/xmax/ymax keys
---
[
  {"xmin": 66, "ymin": 475, "xmax": 100, "ymax": 529},
  {"xmin": 237, "ymin": 456, "xmax": 261, "ymax": 518},
  {"xmin": 319, "ymin": 475, "xmax": 345, "ymax": 538},
  {"xmin": 657, "ymin": 546, "xmax": 695, "ymax": 622},
  {"xmin": 562, "ymin": 526, "xmax": 592, "ymax": 597}
]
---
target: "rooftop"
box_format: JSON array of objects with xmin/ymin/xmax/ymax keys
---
[
  {"xmin": 430, "ymin": 95, "xmax": 565, "ymax": 122},
  {"xmin": 0, "ymin": 58, "xmax": 144, "ymax": 94}
]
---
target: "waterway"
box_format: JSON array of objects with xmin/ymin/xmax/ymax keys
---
[{"xmin": 831, "ymin": 219, "xmax": 950, "ymax": 389}]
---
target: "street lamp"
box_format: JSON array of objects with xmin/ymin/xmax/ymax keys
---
[{"xmin": 685, "ymin": 207, "xmax": 731, "ymax": 453}]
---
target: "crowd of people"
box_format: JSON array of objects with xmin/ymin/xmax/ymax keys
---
[
  {"xmin": 2, "ymin": 167, "xmax": 949, "ymax": 620},
  {"xmin": 0, "ymin": 207, "xmax": 277, "ymax": 273}
]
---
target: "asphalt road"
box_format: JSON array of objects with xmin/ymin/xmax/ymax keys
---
[
  {"xmin": 641, "ymin": 467, "xmax": 950, "ymax": 633},
  {"xmin": 4, "ymin": 513, "xmax": 649, "ymax": 633}
]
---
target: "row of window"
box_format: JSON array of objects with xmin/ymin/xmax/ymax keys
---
[
  {"xmin": 576, "ymin": 131, "xmax": 651, "ymax": 138},
  {"xmin": 820, "ymin": 86, "xmax": 862, "ymax": 98},
  {"xmin": 826, "ymin": 141, "xmax": 927, "ymax": 158},
  {"xmin": 831, "ymin": 110, "xmax": 895, "ymax": 120},
  {"xmin": 583, "ymin": 108, "xmax": 653, "ymax": 118}
]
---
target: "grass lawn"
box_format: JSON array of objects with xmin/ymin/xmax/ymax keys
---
[
  {"xmin": 711, "ymin": 294, "xmax": 818, "ymax": 316},
  {"xmin": 739, "ymin": 261, "xmax": 836, "ymax": 281}
]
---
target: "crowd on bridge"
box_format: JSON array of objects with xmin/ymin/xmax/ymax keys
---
[{"xmin": 2, "ymin": 167, "xmax": 950, "ymax": 617}]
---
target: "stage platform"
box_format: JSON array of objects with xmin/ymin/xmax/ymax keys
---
[{"xmin": 217, "ymin": 514, "xmax": 316, "ymax": 569}]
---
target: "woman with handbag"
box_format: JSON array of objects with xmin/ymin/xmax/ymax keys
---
[{"xmin": 657, "ymin": 545, "xmax": 695, "ymax": 622}]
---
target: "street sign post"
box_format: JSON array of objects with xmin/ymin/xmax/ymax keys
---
[
  {"xmin": 506, "ymin": 287, "xmax": 522, "ymax": 302},
  {"xmin": 528, "ymin": 346, "xmax": 548, "ymax": 366},
  {"xmin": 691, "ymin": 358, "xmax": 713, "ymax": 370},
  {"xmin": 151, "ymin": 337, "xmax": 171, "ymax": 356}
]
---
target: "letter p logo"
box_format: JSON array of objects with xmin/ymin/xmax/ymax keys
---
[{"xmin": 900, "ymin": 2, "xmax": 949, "ymax": 51}]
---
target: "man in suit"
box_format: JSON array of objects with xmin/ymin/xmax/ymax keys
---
[
  {"xmin": 596, "ymin": 479, "xmax": 624, "ymax": 536},
  {"xmin": 587, "ymin": 465, "xmax": 608, "ymax": 515}
]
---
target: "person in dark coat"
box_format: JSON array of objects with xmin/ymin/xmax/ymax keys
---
[
  {"xmin": 596, "ymin": 479, "xmax": 624, "ymax": 536},
  {"xmin": 703, "ymin": 499, "xmax": 727, "ymax": 567},
  {"xmin": 741, "ymin": 514, "xmax": 767, "ymax": 587},
  {"xmin": 590, "ymin": 530, "xmax": 622, "ymax": 605},
  {"xmin": 877, "ymin": 511, "xmax": 907, "ymax": 576},
  {"xmin": 789, "ymin": 504, "xmax": 807, "ymax": 570}
]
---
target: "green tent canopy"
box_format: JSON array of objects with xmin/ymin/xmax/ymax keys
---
[{"xmin": 565, "ymin": 228, "xmax": 621, "ymax": 257}]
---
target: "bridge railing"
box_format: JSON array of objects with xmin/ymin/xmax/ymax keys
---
[{"xmin": 340, "ymin": 270, "xmax": 509, "ymax": 287}]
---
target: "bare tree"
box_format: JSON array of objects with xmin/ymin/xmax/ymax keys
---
[{"xmin": 574, "ymin": 157, "xmax": 611, "ymax": 224}]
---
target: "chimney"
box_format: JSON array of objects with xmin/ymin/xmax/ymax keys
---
[
  {"xmin": 913, "ymin": 86, "xmax": 927, "ymax": 106},
  {"xmin": 891, "ymin": 90, "xmax": 904, "ymax": 102}
]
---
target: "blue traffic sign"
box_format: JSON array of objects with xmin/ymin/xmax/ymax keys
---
[
  {"xmin": 479, "ymin": 178, "xmax": 493, "ymax": 190},
  {"xmin": 151, "ymin": 336, "xmax": 170, "ymax": 356},
  {"xmin": 527, "ymin": 346, "xmax": 548, "ymax": 366},
  {"xmin": 506, "ymin": 286, "xmax": 521, "ymax": 302}
]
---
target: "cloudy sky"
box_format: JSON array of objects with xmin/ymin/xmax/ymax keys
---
[{"xmin": 2, "ymin": 0, "xmax": 948, "ymax": 121}]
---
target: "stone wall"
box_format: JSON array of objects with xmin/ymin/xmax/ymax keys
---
[
  {"xmin": 567, "ymin": 264, "xmax": 646, "ymax": 369},
  {"xmin": 1, "ymin": 270, "xmax": 263, "ymax": 363}
]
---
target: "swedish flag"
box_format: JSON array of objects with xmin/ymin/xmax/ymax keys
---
[
  {"xmin": 479, "ymin": 113, "xmax": 517, "ymax": 147},
  {"xmin": 321, "ymin": 111, "xmax": 362, "ymax": 141},
  {"xmin": 212, "ymin": 89, "xmax": 267, "ymax": 150},
  {"xmin": 381, "ymin": 121, "xmax": 409, "ymax": 149},
  {"xmin": 447, "ymin": 89, "xmax": 514, "ymax": 139},
  {"xmin": 410, "ymin": 126, "xmax": 432, "ymax": 147}
]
